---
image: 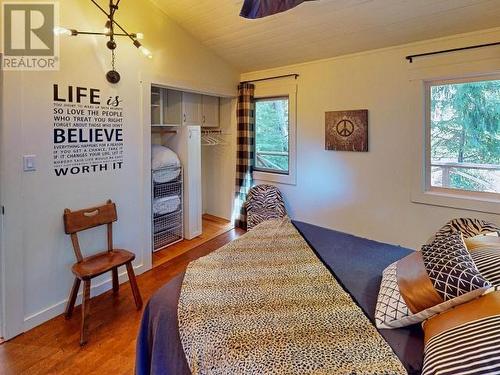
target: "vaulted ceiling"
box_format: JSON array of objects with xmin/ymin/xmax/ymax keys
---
[{"xmin": 152, "ymin": 0, "xmax": 500, "ymax": 72}]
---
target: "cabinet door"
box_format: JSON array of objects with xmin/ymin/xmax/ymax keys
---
[
  {"xmin": 164, "ymin": 89, "xmax": 182, "ymax": 126},
  {"xmin": 201, "ymin": 95, "xmax": 219, "ymax": 128},
  {"xmin": 182, "ymin": 92, "xmax": 202, "ymax": 126},
  {"xmin": 185, "ymin": 126, "xmax": 202, "ymax": 238}
]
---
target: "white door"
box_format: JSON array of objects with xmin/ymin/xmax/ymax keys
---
[
  {"xmin": 182, "ymin": 92, "xmax": 201, "ymax": 126},
  {"xmin": 185, "ymin": 126, "xmax": 202, "ymax": 238},
  {"xmin": 201, "ymin": 95, "xmax": 219, "ymax": 128}
]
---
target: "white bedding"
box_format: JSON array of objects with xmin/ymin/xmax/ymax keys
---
[
  {"xmin": 152, "ymin": 144, "xmax": 180, "ymax": 170},
  {"xmin": 153, "ymin": 195, "xmax": 181, "ymax": 216},
  {"xmin": 153, "ymin": 168, "xmax": 180, "ymax": 184}
]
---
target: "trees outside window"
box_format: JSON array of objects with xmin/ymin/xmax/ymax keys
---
[
  {"xmin": 255, "ymin": 97, "xmax": 289, "ymax": 174},
  {"xmin": 429, "ymin": 78, "xmax": 500, "ymax": 194}
]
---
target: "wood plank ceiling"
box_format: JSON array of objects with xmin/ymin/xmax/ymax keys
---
[{"xmin": 152, "ymin": 0, "xmax": 500, "ymax": 72}]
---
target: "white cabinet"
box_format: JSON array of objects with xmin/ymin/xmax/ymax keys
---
[
  {"xmin": 152, "ymin": 87, "xmax": 220, "ymax": 128},
  {"xmin": 165, "ymin": 126, "xmax": 202, "ymax": 239},
  {"xmin": 201, "ymin": 95, "xmax": 220, "ymax": 128},
  {"xmin": 164, "ymin": 89, "xmax": 182, "ymax": 126},
  {"xmin": 151, "ymin": 86, "xmax": 182, "ymax": 126},
  {"xmin": 151, "ymin": 86, "xmax": 162, "ymax": 125},
  {"xmin": 182, "ymin": 92, "xmax": 202, "ymax": 126},
  {"xmin": 184, "ymin": 126, "xmax": 202, "ymax": 238}
]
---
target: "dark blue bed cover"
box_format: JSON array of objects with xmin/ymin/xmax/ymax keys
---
[{"xmin": 136, "ymin": 221, "xmax": 424, "ymax": 375}]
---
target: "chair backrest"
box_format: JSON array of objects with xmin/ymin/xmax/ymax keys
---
[
  {"xmin": 247, "ymin": 184, "xmax": 286, "ymax": 214},
  {"xmin": 63, "ymin": 199, "xmax": 117, "ymax": 262}
]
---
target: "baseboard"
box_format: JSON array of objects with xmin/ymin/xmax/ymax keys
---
[{"xmin": 23, "ymin": 263, "xmax": 147, "ymax": 332}]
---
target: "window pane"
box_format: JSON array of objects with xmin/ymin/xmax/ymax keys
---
[
  {"xmin": 429, "ymin": 79, "xmax": 500, "ymax": 194},
  {"xmin": 255, "ymin": 98, "xmax": 289, "ymax": 173}
]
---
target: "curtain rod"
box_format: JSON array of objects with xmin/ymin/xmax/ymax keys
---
[
  {"xmin": 240, "ymin": 73, "xmax": 299, "ymax": 84},
  {"xmin": 406, "ymin": 41, "xmax": 500, "ymax": 63}
]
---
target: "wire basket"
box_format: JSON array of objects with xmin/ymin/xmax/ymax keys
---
[
  {"xmin": 153, "ymin": 224, "xmax": 183, "ymax": 251},
  {"xmin": 154, "ymin": 181, "xmax": 182, "ymax": 199},
  {"xmin": 152, "ymin": 165, "xmax": 184, "ymax": 251},
  {"xmin": 153, "ymin": 210, "xmax": 182, "ymax": 234}
]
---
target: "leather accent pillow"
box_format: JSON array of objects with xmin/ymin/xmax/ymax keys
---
[
  {"xmin": 375, "ymin": 233, "xmax": 491, "ymax": 329},
  {"xmin": 466, "ymin": 235, "xmax": 500, "ymax": 288},
  {"xmin": 422, "ymin": 291, "xmax": 500, "ymax": 375}
]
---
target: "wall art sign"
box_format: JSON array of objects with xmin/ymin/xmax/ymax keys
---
[
  {"xmin": 52, "ymin": 84, "xmax": 124, "ymax": 176},
  {"xmin": 325, "ymin": 109, "xmax": 368, "ymax": 152}
]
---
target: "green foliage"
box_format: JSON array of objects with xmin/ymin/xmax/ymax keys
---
[
  {"xmin": 255, "ymin": 98, "xmax": 289, "ymax": 172},
  {"xmin": 430, "ymin": 79, "xmax": 500, "ymax": 193}
]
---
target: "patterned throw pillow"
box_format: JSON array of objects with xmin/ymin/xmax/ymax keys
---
[
  {"xmin": 466, "ymin": 235, "xmax": 500, "ymax": 289},
  {"xmin": 425, "ymin": 217, "xmax": 500, "ymax": 245},
  {"xmin": 422, "ymin": 291, "xmax": 500, "ymax": 375},
  {"xmin": 435, "ymin": 217, "xmax": 500, "ymax": 239},
  {"xmin": 375, "ymin": 233, "xmax": 490, "ymax": 329}
]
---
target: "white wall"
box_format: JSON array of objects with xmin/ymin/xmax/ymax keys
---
[
  {"xmin": 243, "ymin": 27, "xmax": 500, "ymax": 250},
  {"xmin": 0, "ymin": 0, "xmax": 238, "ymax": 337}
]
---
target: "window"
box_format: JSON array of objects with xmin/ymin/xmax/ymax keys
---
[
  {"xmin": 254, "ymin": 97, "xmax": 289, "ymax": 174},
  {"xmin": 427, "ymin": 77, "xmax": 500, "ymax": 196},
  {"xmin": 252, "ymin": 82, "xmax": 296, "ymax": 185}
]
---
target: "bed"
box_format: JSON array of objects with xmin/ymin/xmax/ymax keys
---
[{"xmin": 136, "ymin": 219, "xmax": 424, "ymax": 375}]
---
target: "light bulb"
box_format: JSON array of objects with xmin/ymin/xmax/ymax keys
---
[
  {"xmin": 135, "ymin": 33, "xmax": 144, "ymax": 40},
  {"xmin": 53, "ymin": 26, "xmax": 72, "ymax": 36},
  {"xmin": 139, "ymin": 46, "xmax": 153, "ymax": 59}
]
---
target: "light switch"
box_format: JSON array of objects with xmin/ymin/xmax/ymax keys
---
[{"xmin": 23, "ymin": 155, "xmax": 36, "ymax": 172}]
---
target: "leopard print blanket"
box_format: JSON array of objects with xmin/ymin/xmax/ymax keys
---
[{"xmin": 178, "ymin": 218, "xmax": 406, "ymax": 374}]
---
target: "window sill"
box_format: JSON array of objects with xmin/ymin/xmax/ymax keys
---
[
  {"xmin": 253, "ymin": 170, "xmax": 296, "ymax": 186},
  {"xmin": 411, "ymin": 188, "xmax": 500, "ymax": 215}
]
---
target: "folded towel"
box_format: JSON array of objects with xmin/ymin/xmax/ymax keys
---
[
  {"xmin": 152, "ymin": 144, "xmax": 180, "ymax": 170},
  {"xmin": 153, "ymin": 168, "xmax": 180, "ymax": 184},
  {"xmin": 153, "ymin": 196, "xmax": 181, "ymax": 216}
]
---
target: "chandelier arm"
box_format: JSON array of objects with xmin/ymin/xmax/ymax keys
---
[{"xmin": 90, "ymin": 0, "xmax": 136, "ymax": 43}]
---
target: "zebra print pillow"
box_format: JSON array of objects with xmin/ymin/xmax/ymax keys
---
[
  {"xmin": 471, "ymin": 247, "xmax": 500, "ymax": 288},
  {"xmin": 422, "ymin": 292, "xmax": 500, "ymax": 375},
  {"xmin": 435, "ymin": 218, "xmax": 500, "ymax": 239},
  {"xmin": 423, "ymin": 315, "xmax": 500, "ymax": 375},
  {"xmin": 465, "ymin": 235, "xmax": 500, "ymax": 289},
  {"xmin": 246, "ymin": 184, "xmax": 287, "ymax": 230}
]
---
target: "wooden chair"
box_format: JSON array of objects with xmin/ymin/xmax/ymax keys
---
[{"xmin": 63, "ymin": 199, "xmax": 142, "ymax": 345}]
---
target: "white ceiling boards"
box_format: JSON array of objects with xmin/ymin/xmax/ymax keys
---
[{"xmin": 152, "ymin": 0, "xmax": 500, "ymax": 72}]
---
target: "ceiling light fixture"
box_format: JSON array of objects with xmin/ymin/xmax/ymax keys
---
[{"xmin": 54, "ymin": 0, "xmax": 152, "ymax": 84}]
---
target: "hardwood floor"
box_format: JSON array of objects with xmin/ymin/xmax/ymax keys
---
[
  {"xmin": 0, "ymin": 228, "xmax": 244, "ymax": 375},
  {"xmin": 153, "ymin": 214, "xmax": 233, "ymax": 267}
]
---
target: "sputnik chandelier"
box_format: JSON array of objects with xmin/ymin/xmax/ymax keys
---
[{"xmin": 54, "ymin": 0, "xmax": 152, "ymax": 84}]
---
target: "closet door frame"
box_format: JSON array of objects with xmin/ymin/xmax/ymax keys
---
[
  {"xmin": 0, "ymin": 68, "xmax": 25, "ymax": 340},
  {"xmin": 140, "ymin": 74, "xmax": 237, "ymax": 273}
]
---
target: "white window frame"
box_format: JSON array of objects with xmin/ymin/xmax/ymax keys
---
[
  {"xmin": 253, "ymin": 82, "xmax": 297, "ymax": 185},
  {"xmin": 411, "ymin": 74, "xmax": 500, "ymax": 214}
]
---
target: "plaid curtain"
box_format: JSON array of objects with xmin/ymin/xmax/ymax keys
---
[{"xmin": 234, "ymin": 83, "xmax": 255, "ymax": 229}]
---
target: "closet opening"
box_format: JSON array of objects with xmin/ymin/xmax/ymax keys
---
[{"xmin": 149, "ymin": 84, "xmax": 236, "ymax": 268}]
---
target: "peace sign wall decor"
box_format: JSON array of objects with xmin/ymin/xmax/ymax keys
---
[{"xmin": 325, "ymin": 110, "xmax": 368, "ymax": 152}]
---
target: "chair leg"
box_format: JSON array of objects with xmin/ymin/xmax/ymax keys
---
[
  {"xmin": 125, "ymin": 262, "xmax": 143, "ymax": 310},
  {"xmin": 80, "ymin": 280, "xmax": 91, "ymax": 346},
  {"xmin": 112, "ymin": 267, "xmax": 119, "ymax": 294},
  {"xmin": 65, "ymin": 277, "xmax": 81, "ymax": 319}
]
